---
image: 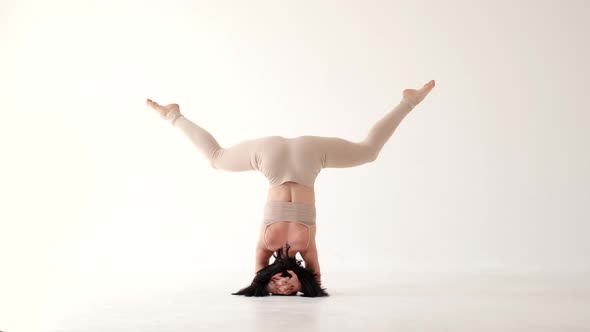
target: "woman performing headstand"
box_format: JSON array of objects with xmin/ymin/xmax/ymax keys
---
[{"xmin": 146, "ymin": 80, "xmax": 435, "ymax": 297}]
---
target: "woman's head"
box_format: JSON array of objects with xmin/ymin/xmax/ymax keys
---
[{"xmin": 232, "ymin": 245, "xmax": 328, "ymax": 297}]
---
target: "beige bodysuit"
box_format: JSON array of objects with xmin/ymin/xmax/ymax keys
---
[
  {"xmin": 166, "ymin": 99, "xmax": 415, "ymax": 188},
  {"xmin": 166, "ymin": 99, "xmax": 415, "ymax": 252}
]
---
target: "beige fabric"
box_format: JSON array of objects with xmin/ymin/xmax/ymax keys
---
[
  {"xmin": 262, "ymin": 200, "xmax": 316, "ymax": 251},
  {"xmin": 263, "ymin": 200, "xmax": 317, "ymax": 226},
  {"xmin": 168, "ymin": 99, "xmax": 414, "ymax": 188}
]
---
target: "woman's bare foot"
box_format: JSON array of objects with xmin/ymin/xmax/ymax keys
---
[
  {"xmin": 146, "ymin": 98, "xmax": 181, "ymax": 121},
  {"xmin": 402, "ymin": 80, "xmax": 435, "ymax": 109}
]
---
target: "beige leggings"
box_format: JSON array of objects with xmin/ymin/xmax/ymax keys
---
[{"xmin": 167, "ymin": 99, "xmax": 415, "ymax": 188}]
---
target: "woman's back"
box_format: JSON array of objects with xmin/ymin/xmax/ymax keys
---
[
  {"xmin": 262, "ymin": 181, "xmax": 316, "ymax": 255},
  {"xmin": 267, "ymin": 181, "xmax": 315, "ymax": 204}
]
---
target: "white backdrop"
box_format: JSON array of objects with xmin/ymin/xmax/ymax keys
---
[{"xmin": 1, "ymin": 0, "xmax": 589, "ymax": 331}]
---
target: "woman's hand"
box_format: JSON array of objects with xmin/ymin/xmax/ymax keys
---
[{"xmin": 267, "ymin": 271, "xmax": 301, "ymax": 295}]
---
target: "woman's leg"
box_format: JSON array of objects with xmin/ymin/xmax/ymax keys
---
[
  {"xmin": 310, "ymin": 101, "xmax": 411, "ymax": 168},
  {"xmin": 314, "ymin": 80, "xmax": 435, "ymax": 168},
  {"xmin": 147, "ymin": 99, "xmax": 258, "ymax": 171},
  {"xmin": 173, "ymin": 116, "xmax": 259, "ymax": 171}
]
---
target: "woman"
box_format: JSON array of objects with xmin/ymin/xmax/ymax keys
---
[{"xmin": 146, "ymin": 80, "xmax": 436, "ymax": 297}]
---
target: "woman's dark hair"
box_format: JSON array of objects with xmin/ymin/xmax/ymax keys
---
[{"xmin": 232, "ymin": 244, "xmax": 328, "ymax": 297}]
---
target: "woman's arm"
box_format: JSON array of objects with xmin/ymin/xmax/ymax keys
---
[
  {"xmin": 254, "ymin": 224, "xmax": 274, "ymax": 273},
  {"xmin": 300, "ymin": 227, "xmax": 322, "ymax": 283},
  {"xmin": 300, "ymin": 245, "xmax": 321, "ymax": 283},
  {"xmin": 255, "ymin": 244, "xmax": 273, "ymax": 272}
]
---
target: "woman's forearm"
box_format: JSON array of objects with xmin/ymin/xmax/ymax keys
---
[
  {"xmin": 301, "ymin": 246, "xmax": 321, "ymax": 279},
  {"xmin": 255, "ymin": 245, "xmax": 273, "ymax": 273}
]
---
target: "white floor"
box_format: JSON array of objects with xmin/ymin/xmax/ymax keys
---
[{"xmin": 40, "ymin": 273, "xmax": 590, "ymax": 332}]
